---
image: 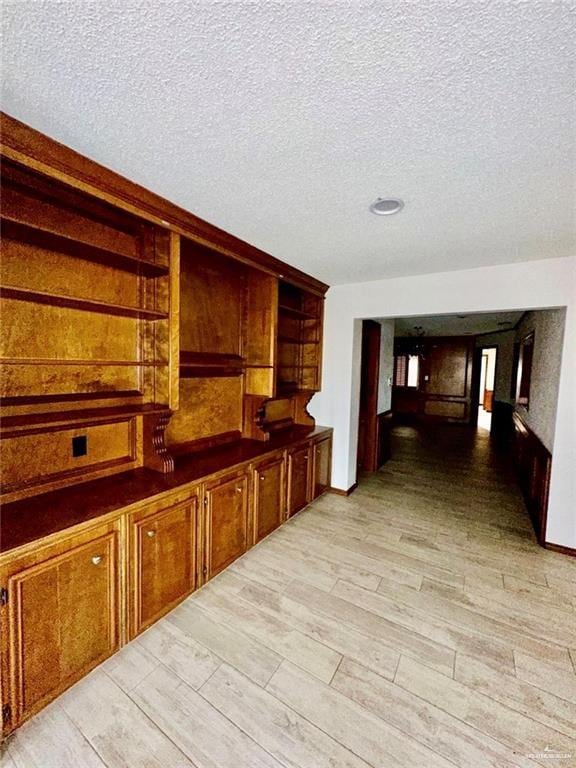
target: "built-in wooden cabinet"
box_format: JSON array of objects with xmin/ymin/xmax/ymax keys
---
[
  {"xmin": 0, "ymin": 112, "xmax": 330, "ymax": 737},
  {"xmin": 287, "ymin": 444, "xmax": 312, "ymax": 517},
  {"xmin": 0, "ymin": 521, "xmax": 121, "ymax": 732},
  {"xmin": 253, "ymin": 453, "xmax": 286, "ymax": 543},
  {"xmin": 128, "ymin": 493, "xmax": 199, "ymax": 638},
  {"xmin": 312, "ymin": 436, "xmax": 332, "ymax": 499},
  {"xmin": 202, "ymin": 471, "xmax": 250, "ymax": 581}
]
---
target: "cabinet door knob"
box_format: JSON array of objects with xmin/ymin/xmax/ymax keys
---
[
  {"xmin": 146, "ymin": 530, "xmax": 156, "ymax": 538},
  {"xmin": 236, "ymin": 486, "xmax": 243, "ymax": 493},
  {"xmin": 260, "ymin": 475, "xmax": 265, "ymax": 481},
  {"xmin": 91, "ymin": 555, "xmax": 103, "ymax": 566}
]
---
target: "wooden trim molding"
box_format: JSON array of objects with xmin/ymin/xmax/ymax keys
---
[
  {"xmin": 328, "ymin": 483, "xmax": 358, "ymax": 497},
  {"xmin": 543, "ymin": 542, "xmax": 576, "ymax": 558},
  {"xmin": 511, "ymin": 411, "xmax": 551, "ymax": 546},
  {"xmin": 0, "ymin": 112, "xmax": 328, "ymax": 296}
]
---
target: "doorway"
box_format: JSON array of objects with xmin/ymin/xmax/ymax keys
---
[{"xmin": 477, "ymin": 346, "xmax": 497, "ymax": 432}]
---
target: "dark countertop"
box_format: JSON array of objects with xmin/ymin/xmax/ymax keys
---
[{"xmin": 0, "ymin": 426, "xmax": 331, "ymax": 556}]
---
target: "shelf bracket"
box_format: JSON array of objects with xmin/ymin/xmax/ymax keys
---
[{"xmin": 142, "ymin": 411, "xmax": 175, "ymax": 473}]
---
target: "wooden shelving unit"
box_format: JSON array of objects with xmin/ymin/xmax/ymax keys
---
[
  {"xmin": 0, "ymin": 113, "xmax": 331, "ymax": 738},
  {"xmin": 0, "ymin": 159, "xmax": 175, "ymax": 499},
  {"xmin": 0, "ymin": 119, "xmax": 326, "ymax": 499},
  {"xmin": 277, "ymin": 281, "xmax": 323, "ymax": 395}
]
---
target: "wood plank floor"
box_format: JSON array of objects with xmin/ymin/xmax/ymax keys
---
[{"xmin": 3, "ymin": 424, "xmax": 576, "ymax": 768}]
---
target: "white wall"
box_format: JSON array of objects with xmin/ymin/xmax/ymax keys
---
[
  {"xmin": 377, "ymin": 319, "xmax": 395, "ymax": 414},
  {"xmin": 310, "ymin": 256, "xmax": 576, "ymax": 549}
]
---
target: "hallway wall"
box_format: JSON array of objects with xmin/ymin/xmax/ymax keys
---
[
  {"xmin": 309, "ymin": 255, "xmax": 576, "ymax": 549},
  {"xmin": 376, "ymin": 319, "xmax": 394, "ymax": 414},
  {"xmin": 514, "ymin": 309, "xmax": 566, "ymax": 452}
]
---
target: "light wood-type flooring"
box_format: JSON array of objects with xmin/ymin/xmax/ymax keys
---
[{"xmin": 2, "ymin": 424, "xmax": 576, "ymax": 768}]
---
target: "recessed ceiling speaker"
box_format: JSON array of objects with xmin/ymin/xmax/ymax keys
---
[{"xmin": 369, "ymin": 198, "xmax": 404, "ymax": 215}]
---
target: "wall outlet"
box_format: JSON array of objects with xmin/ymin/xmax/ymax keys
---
[{"xmin": 72, "ymin": 435, "xmax": 87, "ymax": 457}]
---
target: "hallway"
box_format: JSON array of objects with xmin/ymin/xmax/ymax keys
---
[{"xmin": 3, "ymin": 426, "xmax": 576, "ymax": 768}]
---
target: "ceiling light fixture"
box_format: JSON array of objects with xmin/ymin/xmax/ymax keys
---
[{"xmin": 369, "ymin": 197, "xmax": 404, "ymax": 216}]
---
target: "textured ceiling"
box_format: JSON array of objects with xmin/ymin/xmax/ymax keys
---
[
  {"xmin": 393, "ymin": 311, "xmax": 524, "ymax": 337},
  {"xmin": 2, "ymin": 1, "xmax": 575, "ymax": 285}
]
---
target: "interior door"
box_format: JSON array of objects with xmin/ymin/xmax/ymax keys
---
[
  {"xmin": 253, "ymin": 454, "xmax": 285, "ymax": 543},
  {"xmin": 130, "ymin": 497, "xmax": 198, "ymax": 636},
  {"xmin": 203, "ymin": 472, "xmax": 249, "ymax": 579}
]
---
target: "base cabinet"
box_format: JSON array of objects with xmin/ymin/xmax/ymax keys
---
[
  {"xmin": 253, "ymin": 454, "xmax": 285, "ymax": 543},
  {"xmin": 0, "ymin": 522, "xmax": 121, "ymax": 732},
  {"xmin": 202, "ymin": 471, "xmax": 250, "ymax": 581},
  {"xmin": 312, "ymin": 436, "xmax": 332, "ymax": 499},
  {"xmin": 128, "ymin": 493, "xmax": 199, "ymax": 638},
  {"xmin": 287, "ymin": 444, "xmax": 311, "ymax": 517},
  {"xmin": 0, "ymin": 430, "xmax": 331, "ymax": 736}
]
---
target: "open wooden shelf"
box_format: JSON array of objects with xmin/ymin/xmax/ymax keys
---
[
  {"xmin": 1, "ymin": 357, "xmax": 166, "ymax": 367},
  {"xmin": 1, "ymin": 218, "xmax": 169, "ymax": 278},
  {"xmin": 0, "ymin": 285, "xmax": 168, "ymax": 320},
  {"xmin": 1, "ymin": 402, "xmax": 170, "ymax": 434},
  {"xmin": 179, "ymin": 351, "xmax": 244, "ymax": 378},
  {"xmin": 278, "ymin": 304, "xmax": 319, "ymax": 320},
  {"xmin": 1, "ymin": 390, "xmax": 143, "ymax": 407},
  {"xmin": 278, "ymin": 335, "xmax": 320, "ymax": 344}
]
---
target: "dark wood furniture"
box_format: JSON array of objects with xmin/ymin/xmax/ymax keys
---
[
  {"xmin": 0, "ymin": 113, "xmax": 331, "ymax": 736},
  {"xmin": 512, "ymin": 412, "xmax": 551, "ymax": 544},
  {"xmin": 392, "ymin": 336, "xmax": 476, "ymax": 424}
]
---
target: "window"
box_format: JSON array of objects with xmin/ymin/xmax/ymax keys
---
[
  {"xmin": 516, "ymin": 331, "xmax": 534, "ymax": 409},
  {"xmin": 394, "ymin": 354, "xmax": 420, "ymax": 388}
]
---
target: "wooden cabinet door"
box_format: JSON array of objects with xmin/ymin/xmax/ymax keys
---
[
  {"xmin": 253, "ymin": 455, "xmax": 285, "ymax": 544},
  {"xmin": 203, "ymin": 472, "xmax": 249, "ymax": 580},
  {"xmin": 287, "ymin": 444, "xmax": 311, "ymax": 517},
  {"xmin": 1, "ymin": 525, "xmax": 120, "ymax": 729},
  {"xmin": 129, "ymin": 496, "xmax": 198, "ymax": 638},
  {"xmin": 312, "ymin": 436, "xmax": 332, "ymax": 499}
]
